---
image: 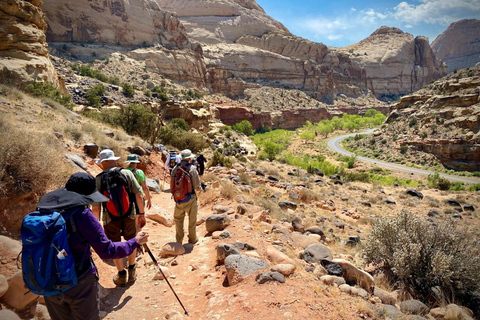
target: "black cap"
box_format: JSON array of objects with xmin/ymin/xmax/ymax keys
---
[{"xmin": 66, "ymin": 172, "xmax": 97, "ymax": 195}]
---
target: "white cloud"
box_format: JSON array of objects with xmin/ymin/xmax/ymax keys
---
[
  {"xmin": 404, "ymin": 24, "xmax": 413, "ymax": 28},
  {"xmin": 327, "ymin": 34, "xmax": 343, "ymax": 40},
  {"xmin": 392, "ymin": 0, "xmax": 480, "ymax": 25}
]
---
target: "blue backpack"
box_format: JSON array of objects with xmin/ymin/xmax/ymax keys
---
[{"xmin": 21, "ymin": 209, "xmax": 80, "ymax": 296}]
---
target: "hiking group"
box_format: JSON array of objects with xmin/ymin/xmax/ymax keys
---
[{"xmin": 21, "ymin": 147, "xmax": 205, "ymax": 320}]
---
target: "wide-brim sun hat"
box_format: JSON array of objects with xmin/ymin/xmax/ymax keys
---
[
  {"xmin": 37, "ymin": 172, "xmax": 109, "ymax": 211},
  {"xmin": 180, "ymin": 149, "xmax": 196, "ymax": 160},
  {"xmin": 96, "ymin": 149, "xmax": 120, "ymax": 164},
  {"xmin": 125, "ymin": 154, "xmax": 140, "ymax": 163}
]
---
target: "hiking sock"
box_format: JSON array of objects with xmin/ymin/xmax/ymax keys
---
[
  {"xmin": 128, "ymin": 264, "xmax": 136, "ymax": 270},
  {"xmin": 118, "ymin": 270, "xmax": 127, "ymax": 276}
]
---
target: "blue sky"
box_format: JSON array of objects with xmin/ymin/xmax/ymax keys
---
[{"xmin": 256, "ymin": 0, "xmax": 480, "ymax": 47}]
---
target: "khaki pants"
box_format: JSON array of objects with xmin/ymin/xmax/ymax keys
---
[{"xmin": 174, "ymin": 195, "xmax": 198, "ymax": 244}]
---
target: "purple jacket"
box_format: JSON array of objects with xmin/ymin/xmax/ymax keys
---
[{"xmin": 67, "ymin": 206, "xmax": 138, "ymax": 276}]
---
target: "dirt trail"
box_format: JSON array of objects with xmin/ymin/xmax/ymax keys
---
[{"xmin": 95, "ymin": 187, "xmax": 361, "ymax": 320}]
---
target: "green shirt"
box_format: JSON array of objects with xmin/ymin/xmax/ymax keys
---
[{"xmin": 125, "ymin": 167, "xmax": 146, "ymax": 195}]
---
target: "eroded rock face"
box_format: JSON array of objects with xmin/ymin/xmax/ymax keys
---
[
  {"xmin": 339, "ymin": 26, "xmax": 446, "ymax": 100},
  {"xmin": 156, "ymin": 0, "xmax": 288, "ymax": 44},
  {"xmin": 431, "ymin": 19, "xmax": 480, "ymax": 73},
  {"xmin": 43, "ymin": 0, "xmax": 189, "ymax": 48},
  {"xmin": 0, "ymin": 0, "xmax": 59, "ymax": 86}
]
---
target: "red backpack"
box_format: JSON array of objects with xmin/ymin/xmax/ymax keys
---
[
  {"xmin": 170, "ymin": 164, "xmax": 193, "ymax": 202},
  {"xmin": 99, "ymin": 168, "xmax": 134, "ymax": 219}
]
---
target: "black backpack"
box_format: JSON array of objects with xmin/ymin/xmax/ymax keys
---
[
  {"xmin": 99, "ymin": 168, "xmax": 134, "ymax": 220},
  {"xmin": 168, "ymin": 153, "xmax": 178, "ymax": 169}
]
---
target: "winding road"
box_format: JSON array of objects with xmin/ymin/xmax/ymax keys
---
[{"xmin": 327, "ymin": 129, "xmax": 480, "ymax": 184}]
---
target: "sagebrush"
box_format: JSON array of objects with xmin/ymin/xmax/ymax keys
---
[{"xmin": 364, "ymin": 209, "xmax": 480, "ymax": 311}]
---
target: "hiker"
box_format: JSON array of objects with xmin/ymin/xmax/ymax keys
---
[
  {"xmin": 196, "ymin": 153, "xmax": 207, "ymax": 176},
  {"xmin": 125, "ymin": 153, "xmax": 152, "ymax": 212},
  {"xmin": 171, "ymin": 149, "xmax": 202, "ymax": 244},
  {"xmin": 36, "ymin": 172, "xmax": 149, "ymax": 320},
  {"xmin": 92, "ymin": 149, "xmax": 146, "ymax": 286},
  {"xmin": 165, "ymin": 149, "xmax": 181, "ymax": 174}
]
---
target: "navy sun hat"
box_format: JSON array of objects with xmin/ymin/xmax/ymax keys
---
[{"xmin": 37, "ymin": 172, "xmax": 109, "ymax": 211}]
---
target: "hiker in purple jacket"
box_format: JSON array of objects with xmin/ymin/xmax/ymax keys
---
[{"xmin": 38, "ymin": 172, "xmax": 149, "ymax": 320}]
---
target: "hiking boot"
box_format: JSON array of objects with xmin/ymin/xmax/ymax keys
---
[
  {"xmin": 128, "ymin": 264, "xmax": 137, "ymax": 283},
  {"xmin": 188, "ymin": 238, "xmax": 198, "ymax": 245},
  {"xmin": 113, "ymin": 271, "xmax": 127, "ymax": 286}
]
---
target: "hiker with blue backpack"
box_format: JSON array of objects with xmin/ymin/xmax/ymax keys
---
[
  {"xmin": 21, "ymin": 172, "xmax": 149, "ymax": 320},
  {"xmin": 91, "ymin": 149, "xmax": 147, "ymax": 286},
  {"xmin": 170, "ymin": 149, "xmax": 202, "ymax": 244}
]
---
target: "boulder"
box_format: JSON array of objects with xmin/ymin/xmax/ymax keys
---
[
  {"xmin": 406, "ymin": 189, "xmax": 424, "ymax": 199},
  {"xmin": 233, "ymin": 242, "xmax": 256, "ymax": 251},
  {"xmin": 153, "ymin": 266, "xmax": 172, "ymax": 280},
  {"xmin": 146, "ymin": 204, "xmax": 174, "ymax": 227},
  {"xmin": 399, "ymin": 299, "xmax": 429, "ymax": 316},
  {"xmin": 224, "ymin": 255, "xmax": 269, "ymax": 286},
  {"xmin": 2, "ymin": 271, "xmax": 38, "ymax": 310},
  {"xmin": 374, "ymin": 287, "xmax": 397, "ymax": 306},
  {"xmin": 377, "ymin": 304, "xmax": 405, "ymax": 320},
  {"xmin": 35, "ymin": 304, "xmax": 50, "ymax": 320},
  {"xmin": 313, "ymin": 265, "xmax": 328, "ymax": 278},
  {"xmin": 443, "ymin": 303, "xmax": 474, "ymax": 320},
  {"xmin": 291, "ymin": 233, "xmax": 318, "ymax": 249},
  {"xmin": 321, "ymin": 260, "xmax": 343, "ymax": 276},
  {"xmin": 271, "ymin": 264, "xmax": 296, "ymax": 277},
  {"xmin": 64, "ymin": 154, "xmax": 87, "ymax": 171},
  {"xmin": 0, "ymin": 310, "xmax": 21, "ymax": 320},
  {"xmin": 300, "ymin": 243, "xmax": 333, "ymax": 263},
  {"xmin": 332, "ymin": 259, "xmax": 374, "ymax": 292},
  {"xmin": 160, "ymin": 242, "xmax": 185, "ymax": 256},
  {"xmin": 278, "ymin": 201, "xmax": 297, "ymax": 210},
  {"xmin": 216, "ymin": 243, "xmax": 241, "ymax": 264},
  {"xmin": 0, "ymin": 274, "xmax": 8, "ymax": 298},
  {"xmin": 146, "ymin": 178, "xmax": 161, "ymax": 193},
  {"xmin": 291, "ymin": 217, "xmax": 305, "ymax": 233},
  {"xmin": 256, "ymin": 272, "xmax": 285, "ymax": 284},
  {"xmin": 463, "ymin": 204, "xmax": 475, "ymax": 211},
  {"xmin": 212, "ymin": 230, "xmax": 231, "ymax": 240},
  {"xmin": 305, "ymin": 226, "xmax": 324, "ymax": 237},
  {"xmin": 0, "ymin": 236, "xmax": 22, "ymax": 255},
  {"xmin": 319, "ymin": 275, "xmax": 346, "ymax": 286},
  {"xmin": 206, "ymin": 214, "xmax": 230, "ymax": 233},
  {"xmin": 83, "ymin": 144, "xmax": 99, "ymax": 158},
  {"xmin": 213, "ymin": 205, "xmax": 234, "ymax": 215},
  {"xmin": 266, "ymin": 246, "xmax": 295, "ymax": 265}
]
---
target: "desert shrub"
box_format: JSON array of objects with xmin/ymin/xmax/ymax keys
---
[
  {"xmin": 24, "ymin": 81, "xmax": 74, "ymax": 109},
  {"xmin": 427, "ymin": 173, "xmax": 451, "ymax": 190},
  {"xmin": 121, "ymin": 82, "xmax": 135, "ymax": 97},
  {"xmin": 71, "ymin": 64, "xmax": 119, "ymax": 85},
  {"xmin": 346, "ymin": 154, "xmax": 357, "ymax": 169},
  {"xmin": 232, "ymin": 120, "xmax": 254, "ymax": 136},
  {"xmin": 170, "ymin": 118, "xmax": 189, "ymax": 131},
  {"xmin": 86, "ymin": 83, "xmax": 106, "ymax": 106},
  {"xmin": 263, "ymin": 141, "xmax": 283, "ymax": 161},
  {"xmin": 0, "ymin": 117, "xmax": 72, "ymax": 199},
  {"xmin": 450, "ymin": 182, "xmax": 465, "ymax": 191},
  {"xmin": 208, "ymin": 150, "xmax": 232, "ymax": 168},
  {"xmin": 219, "ymin": 180, "xmax": 236, "ymax": 200},
  {"xmin": 469, "ymin": 183, "xmax": 480, "ymax": 191},
  {"xmin": 364, "ymin": 209, "xmax": 480, "ymax": 306},
  {"xmin": 298, "ymin": 188, "xmax": 320, "ymax": 202},
  {"xmin": 400, "ymin": 145, "xmax": 408, "ymax": 154},
  {"xmin": 157, "ymin": 126, "xmax": 208, "ymax": 153}
]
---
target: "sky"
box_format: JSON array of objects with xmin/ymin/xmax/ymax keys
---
[{"xmin": 256, "ymin": 0, "xmax": 480, "ymax": 47}]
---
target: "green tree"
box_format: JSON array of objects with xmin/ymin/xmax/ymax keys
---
[
  {"xmin": 263, "ymin": 141, "xmax": 282, "ymax": 161},
  {"xmin": 121, "ymin": 83, "xmax": 135, "ymax": 97},
  {"xmin": 232, "ymin": 120, "xmax": 254, "ymax": 136}
]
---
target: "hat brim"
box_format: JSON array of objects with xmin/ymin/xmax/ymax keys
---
[
  {"xmin": 37, "ymin": 188, "xmax": 109, "ymax": 211},
  {"xmin": 125, "ymin": 160, "xmax": 140, "ymax": 163},
  {"xmin": 96, "ymin": 156, "xmax": 120, "ymax": 164},
  {"xmin": 182, "ymin": 155, "xmax": 196, "ymax": 160}
]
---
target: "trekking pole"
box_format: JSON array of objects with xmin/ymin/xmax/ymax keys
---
[{"xmin": 143, "ymin": 244, "xmax": 189, "ymax": 316}]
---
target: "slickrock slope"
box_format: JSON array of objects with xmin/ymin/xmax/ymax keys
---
[
  {"xmin": 156, "ymin": 0, "xmax": 288, "ymax": 44},
  {"xmin": 0, "ymin": 0, "xmax": 59, "ymax": 87},
  {"xmin": 338, "ymin": 26, "xmax": 446, "ymax": 100},
  {"xmin": 43, "ymin": 0, "xmax": 189, "ymax": 49},
  {"xmin": 431, "ymin": 19, "xmax": 480, "ymax": 73}
]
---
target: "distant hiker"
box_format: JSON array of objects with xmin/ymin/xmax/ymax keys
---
[
  {"xmin": 170, "ymin": 149, "xmax": 202, "ymax": 244},
  {"xmin": 92, "ymin": 149, "xmax": 146, "ymax": 286},
  {"xmin": 125, "ymin": 154, "xmax": 152, "ymax": 211},
  {"xmin": 24, "ymin": 172, "xmax": 149, "ymax": 320},
  {"xmin": 165, "ymin": 149, "xmax": 181, "ymax": 174},
  {"xmin": 196, "ymin": 153, "xmax": 207, "ymax": 176}
]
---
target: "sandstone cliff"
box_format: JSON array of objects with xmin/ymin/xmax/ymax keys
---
[
  {"xmin": 338, "ymin": 26, "xmax": 446, "ymax": 100},
  {"xmin": 383, "ymin": 66, "xmax": 480, "ymax": 171},
  {"xmin": 43, "ymin": 0, "xmax": 189, "ymax": 48},
  {"xmin": 0, "ymin": 0, "xmax": 59, "ymax": 87},
  {"xmin": 431, "ymin": 19, "xmax": 480, "ymax": 73},
  {"xmin": 156, "ymin": 0, "xmax": 288, "ymax": 44}
]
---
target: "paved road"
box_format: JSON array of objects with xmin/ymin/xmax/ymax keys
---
[{"xmin": 327, "ymin": 129, "xmax": 480, "ymax": 185}]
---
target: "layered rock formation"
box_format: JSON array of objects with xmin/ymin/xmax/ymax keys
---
[
  {"xmin": 0, "ymin": 0, "xmax": 59, "ymax": 87},
  {"xmin": 431, "ymin": 19, "xmax": 480, "ymax": 73},
  {"xmin": 384, "ymin": 66, "xmax": 480, "ymax": 171},
  {"xmin": 43, "ymin": 0, "xmax": 189, "ymax": 48},
  {"xmin": 156, "ymin": 0, "xmax": 288, "ymax": 44},
  {"xmin": 337, "ymin": 26, "xmax": 446, "ymax": 100}
]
